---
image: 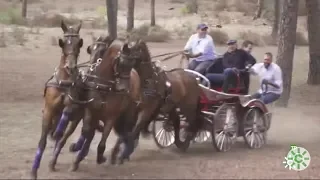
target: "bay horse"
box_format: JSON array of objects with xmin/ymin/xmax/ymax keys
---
[
  {"xmin": 47, "ymin": 36, "xmax": 115, "ymax": 172},
  {"xmin": 68, "ymin": 39, "xmax": 141, "ymax": 171},
  {"xmin": 30, "ymin": 20, "xmax": 83, "ymax": 180},
  {"xmin": 111, "ymin": 40, "xmax": 202, "ymax": 164}
]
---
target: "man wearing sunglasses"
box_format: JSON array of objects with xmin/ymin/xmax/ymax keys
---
[
  {"xmin": 250, "ymin": 52, "xmax": 282, "ymax": 104},
  {"xmin": 183, "ymin": 23, "xmax": 216, "ymax": 75}
]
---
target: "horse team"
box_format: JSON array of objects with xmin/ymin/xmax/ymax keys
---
[{"xmin": 30, "ymin": 21, "xmax": 204, "ymax": 179}]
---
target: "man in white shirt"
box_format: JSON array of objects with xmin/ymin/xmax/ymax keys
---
[
  {"xmin": 250, "ymin": 52, "xmax": 283, "ymax": 104},
  {"xmin": 184, "ymin": 23, "xmax": 216, "ymax": 75}
]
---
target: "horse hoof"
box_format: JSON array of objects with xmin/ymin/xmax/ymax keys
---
[
  {"xmin": 96, "ymin": 156, "xmax": 107, "ymax": 164},
  {"xmin": 69, "ymin": 143, "xmax": 79, "ymax": 153},
  {"xmin": 48, "ymin": 160, "xmax": 57, "ymax": 172},
  {"xmin": 69, "ymin": 163, "xmax": 79, "ymax": 172},
  {"xmin": 30, "ymin": 170, "xmax": 37, "ymax": 180}
]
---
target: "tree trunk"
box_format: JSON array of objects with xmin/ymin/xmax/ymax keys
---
[
  {"xmin": 106, "ymin": 0, "xmax": 118, "ymax": 39},
  {"xmin": 22, "ymin": 0, "xmax": 27, "ymax": 18},
  {"xmin": 306, "ymin": 0, "xmax": 320, "ymax": 84},
  {"xmin": 276, "ymin": 0, "xmax": 299, "ymax": 107},
  {"xmin": 253, "ymin": 0, "xmax": 264, "ymax": 20},
  {"xmin": 150, "ymin": 0, "xmax": 155, "ymax": 26},
  {"xmin": 271, "ymin": 0, "xmax": 280, "ymax": 41},
  {"xmin": 126, "ymin": 0, "xmax": 135, "ymax": 32}
]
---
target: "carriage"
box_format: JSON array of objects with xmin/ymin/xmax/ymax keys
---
[{"xmin": 152, "ymin": 57, "xmax": 272, "ymax": 152}]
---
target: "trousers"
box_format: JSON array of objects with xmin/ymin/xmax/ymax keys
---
[
  {"xmin": 251, "ymin": 92, "xmax": 281, "ymax": 104},
  {"xmin": 188, "ymin": 60, "xmax": 213, "ymax": 75},
  {"xmin": 206, "ymin": 68, "xmax": 237, "ymax": 92}
]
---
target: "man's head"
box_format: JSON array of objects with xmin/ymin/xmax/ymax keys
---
[
  {"xmin": 242, "ymin": 40, "xmax": 253, "ymax": 54},
  {"xmin": 227, "ymin": 39, "xmax": 238, "ymax": 52},
  {"xmin": 196, "ymin": 23, "xmax": 208, "ymax": 38},
  {"xmin": 264, "ymin": 52, "xmax": 273, "ymax": 69}
]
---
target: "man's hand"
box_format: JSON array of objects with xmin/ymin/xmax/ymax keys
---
[{"xmin": 232, "ymin": 67, "xmax": 239, "ymax": 74}]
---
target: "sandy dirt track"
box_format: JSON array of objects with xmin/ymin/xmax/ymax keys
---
[
  {"xmin": 0, "ymin": 0, "xmax": 319, "ymax": 179},
  {"xmin": 1, "ymin": 41, "xmax": 320, "ymax": 179}
]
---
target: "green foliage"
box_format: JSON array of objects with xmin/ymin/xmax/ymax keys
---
[{"xmin": 0, "ymin": 8, "xmax": 26, "ymax": 25}]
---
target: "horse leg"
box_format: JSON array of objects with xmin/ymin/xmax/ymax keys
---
[
  {"xmin": 52, "ymin": 106, "xmax": 73, "ymax": 141},
  {"xmin": 119, "ymin": 101, "xmax": 160, "ymax": 163},
  {"xmin": 30, "ymin": 107, "xmax": 53, "ymax": 180},
  {"xmin": 48, "ymin": 111, "xmax": 82, "ymax": 171},
  {"xmin": 96, "ymin": 116, "xmax": 118, "ymax": 164},
  {"xmin": 70, "ymin": 109, "xmax": 96, "ymax": 172},
  {"xmin": 49, "ymin": 112, "xmax": 62, "ymax": 140},
  {"xmin": 69, "ymin": 120, "xmax": 104, "ymax": 153}
]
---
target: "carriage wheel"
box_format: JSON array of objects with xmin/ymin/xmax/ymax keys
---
[
  {"xmin": 194, "ymin": 131, "xmax": 211, "ymax": 143},
  {"xmin": 242, "ymin": 108, "xmax": 267, "ymax": 149},
  {"xmin": 152, "ymin": 113, "xmax": 175, "ymax": 148},
  {"xmin": 212, "ymin": 104, "xmax": 238, "ymax": 152}
]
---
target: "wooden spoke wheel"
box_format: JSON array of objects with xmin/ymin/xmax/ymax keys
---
[{"xmin": 212, "ymin": 104, "xmax": 238, "ymax": 152}]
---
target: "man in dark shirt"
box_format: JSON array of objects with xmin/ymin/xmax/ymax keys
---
[{"xmin": 206, "ymin": 40, "xmax": 256, "ymax": 92}]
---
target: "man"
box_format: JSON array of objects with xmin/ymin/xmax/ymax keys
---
[
  {"xmin": 184, "ymin": 23, "xmax": 216, "ymax": 75},
  {"xmin": 206, "ymin": 40, "xmax": 256, "ymax": 92},
  {"xmin": 250, "ymin": 52, "xmax": 282, "ymax": 104},
  {"xmin": 242, "ymin": 40, "xmax": 254, "ymax": 54},
  {"xmin": 241, "ymin": 40, "xmax": 254, "ymax": 94}
]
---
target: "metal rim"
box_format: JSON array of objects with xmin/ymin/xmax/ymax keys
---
[
  {"xmin": 152, "ymin": 114, "xmax": 175, "ymax": 148},
  {"xmin": 242, "ymin": 108, "xmax": 267, "ymax": 149},
  {"xmin": 194, "ymin": 130, "xmax": 211, "ymax": 143},
  {"xmin": 212, "ymin": 104, "xmax": 238, "ymax": 152},
  {"xmin": 184, "ymin": 69, "xmax": 211, "ymax": 88}
]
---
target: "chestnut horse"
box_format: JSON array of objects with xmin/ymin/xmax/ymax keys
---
[
  {"xmin": 46, "ymin": 36, "xmax": 115, "ymax": 172},
  {"xmin": 68, "ymin": 39, "xmax": 141, "ymax": 171},
  {"xmin": 30, "ymin": 21, "xmax": 83, "ymax": 179},
  {"xmin": 111, "ymin": 40, "xmax": 202, "ymax": 164}
]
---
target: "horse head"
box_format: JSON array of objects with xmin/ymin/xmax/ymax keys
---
[
  {"xmin": 58, "ymin": 20, "xmax": 83, "ymax": 75},
  {"xmin": 87, "ymin": 36, "xmax": 114, "ymax": 65}
]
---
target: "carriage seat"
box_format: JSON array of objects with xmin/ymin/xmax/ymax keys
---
[{"xmin": 204, "ymin": 58, "xmax": 249, "ymax": 94}]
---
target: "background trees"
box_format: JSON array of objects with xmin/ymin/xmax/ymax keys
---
[
  {"xmin": 275, "ymin": 0, "xmax": 299, "ymax": 107},
  {"xmin": 106, "ymin": 0, "xmax": 118, "ymax": 39},
  {"xmin": 127, "ymin": 0, "xmax": 135, "ymax": 32},
  {"xmin": 306, "ymin": 0, "xmax": 320, "ymax": 85}
]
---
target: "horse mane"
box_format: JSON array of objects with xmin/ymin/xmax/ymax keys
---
[{"xmin": 135, "ymin": 40, "xmax": 152, "ymax": 62}]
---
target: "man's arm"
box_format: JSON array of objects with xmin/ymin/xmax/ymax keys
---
[
  {"xmin": 249, "ymin": 63, "xmax": 259, "ymax": 75},
  {"xmin": 268, "ymin": 66, "xmax": 282, "ymax": 89},
  {"xmin": 184, "ymin": 35, "xmax": 193, "ymax": 51},
  {"xmin": 244, "ymin": 51, "xmax": 257, "ymax": 66}
]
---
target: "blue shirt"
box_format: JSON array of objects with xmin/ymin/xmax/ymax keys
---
[{"xmin": 184, "ymin": 34, "xmax": 216, "ymax": 62}]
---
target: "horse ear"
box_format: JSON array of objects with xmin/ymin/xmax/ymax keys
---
[
  {"xmin": 61, "ymin": 20, "xmax": 68, "ymax": 32},
  {"xmin": 78, "ymin": 38, "xmax": 83, "ymax": 48},
  {"xmin": 75, "ymin": 21, "xmax": 82, "ymax": 33},
  {"xmin": 59, "ymin": 38, "xmax": 64, "ymax": 48},
  {"xmin": 87, "ymin": 45, "xmax": 92, "ymax": 54},
  {"xmin": 122, "ymin": 43, "xmax": 130, "ymax": 55}
]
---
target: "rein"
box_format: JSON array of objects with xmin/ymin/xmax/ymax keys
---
[{"xmin": 151, "ymin": 51, "xmax": 183, "ymax": 62}]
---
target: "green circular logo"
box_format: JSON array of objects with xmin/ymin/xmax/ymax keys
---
[{"xmin": 284, "ymin": 146, "xmax": 311, "ymax": 171}]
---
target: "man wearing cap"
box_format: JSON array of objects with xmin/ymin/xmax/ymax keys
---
[
  {"xmin": 183, "ymin": 23, "xmax": 216, "ymax": 75},
  {"xmin": 206, "ymin": 40, "xmax": 256, "ymax": 93}
]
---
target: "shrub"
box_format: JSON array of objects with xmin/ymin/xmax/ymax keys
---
[
  {"xmin": 208, "ymin": 29, "xmax": 229, "ymax": 45},
  {"xmin": 130, "ymin": 24, "xmax": 171, "ymax": 42}
]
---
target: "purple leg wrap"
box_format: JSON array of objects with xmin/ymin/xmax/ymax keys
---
[
  {"xmin": 32, "ymin": 148, "xmax": 43, "ymax": 170},
  {"xmin": 55, "ymin": 112, "xmax": 70, "ymax": 138},
  {"xmin": 75, "ymin": 135, "xmax": 85, "ymax": 151},
  {"xmin": 77, "ymin": 140, "xmax": 89, "ymax": 162}
]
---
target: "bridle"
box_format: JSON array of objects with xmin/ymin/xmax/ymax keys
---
[{"xmin": 61, "ymin": 33, "xmax": 81, "ymax": 76}]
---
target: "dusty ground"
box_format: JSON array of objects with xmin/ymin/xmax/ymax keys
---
[{"xmin": 0, "ymin": 0, "xmax": 319, "ymax": 179}]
